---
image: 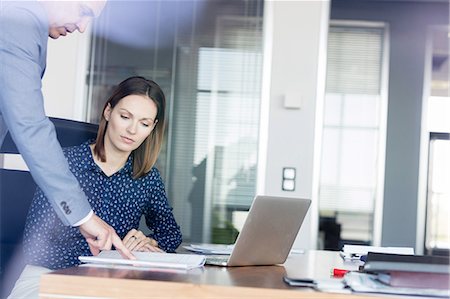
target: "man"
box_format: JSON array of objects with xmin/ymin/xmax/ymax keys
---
[{"xmin": 0, "ymin": 0, "xmax": 133, "ymax": 260}]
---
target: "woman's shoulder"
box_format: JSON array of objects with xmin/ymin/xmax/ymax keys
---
[
  {"xmin": 140, "ymin": 167, "xmax": 162, "ymax": 181},
  {"xmin": 62, "ymin": 141, "xmax": 93, "ymax": 166},
  {"xmin": 135, "ymin": 167, "xmax": 166, "ymax": 189},
  {"xmin": 137, "ymin": 167, "xmax": 167, "ymax": 198}
]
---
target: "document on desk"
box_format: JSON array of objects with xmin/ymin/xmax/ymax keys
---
[
  {"xmin": 340, "ymin": 245, "xmax": 414, "ymax": 261},
  {"xmin": 79, "ymin": 250, "xmax": 206, "ymax": 270}
]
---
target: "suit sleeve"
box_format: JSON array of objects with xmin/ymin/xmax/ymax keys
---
[
  {"xmin": 23, "ymin": 188, "xmax": 88, "ymax": 269},
  {"xmin": 0, "ymin": 5, "xmax": 92, "ymax": 225}
]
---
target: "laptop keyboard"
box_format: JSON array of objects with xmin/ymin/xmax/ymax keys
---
[{"xmin": 205, "ymin": 255, "xmax": 229, "ymax": 265}]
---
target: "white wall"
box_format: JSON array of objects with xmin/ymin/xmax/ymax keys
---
[
  {"xmin": 42, "ymin": 31, "xmax": 91, "ymax": 121},
  {"xmin": 258, "ymin": 0, "xmax": 330, "ymax": 250}
]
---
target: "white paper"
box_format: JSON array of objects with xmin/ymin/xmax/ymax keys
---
[
  {"xmin": 79, "ymin": 250, "xmax": 206, "ymax": 270},
  {"xmin": 79, "ymin": 263, "xmax": 205, "ymax": 274},
  {"xmin": 340, "ymin": 245, "xmax": 414, "ymax": 263},
  {"xmin": 342, "ymin": 245, "xmax": 414, "ymax": 255}
]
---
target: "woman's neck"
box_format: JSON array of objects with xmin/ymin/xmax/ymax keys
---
[{"xmin": 90, "ymin": 143, "xmax": 130, "ymax": 177}]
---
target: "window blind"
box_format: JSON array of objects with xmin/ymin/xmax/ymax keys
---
[{"xmin": 326, "ymin": 26, "xmax": 383, "ymax": 95}]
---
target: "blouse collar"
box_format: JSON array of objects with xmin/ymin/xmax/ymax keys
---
[{"xmin": 81, "ymin": 140, "xmax": 133, "ymax": 176}]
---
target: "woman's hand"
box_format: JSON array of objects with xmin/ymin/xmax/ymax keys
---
[{"xmin": 123, "ymin": 229, "xmax": 164, "ymax": 252}]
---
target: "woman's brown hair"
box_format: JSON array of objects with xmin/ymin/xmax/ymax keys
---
[{"xmin": 93, "ymin": 76, "xmax": 166, "ymax": 179}]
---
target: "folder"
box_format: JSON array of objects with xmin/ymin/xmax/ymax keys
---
[{"xmin": 362, "ymin": 252, "xmax": 450, "ymax": 290}]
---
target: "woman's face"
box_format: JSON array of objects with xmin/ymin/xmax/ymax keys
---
[{"xmin": 103, "ymin": 94, "xmax": 157, "ymax": 155}]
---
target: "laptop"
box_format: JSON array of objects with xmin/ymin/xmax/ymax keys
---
[{"xmin": 205, "ymin": 195, "xmax": 311, "ymax": 267}]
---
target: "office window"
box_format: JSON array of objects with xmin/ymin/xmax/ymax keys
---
[
  {"xmin": 85, "ymin": 1, "xmax": 264, "ymax": 243},
  {"xmin": 426, "ymin": 134, "xmax": 450, "ymax": 252},
  {"xmin": 319, "ymin": 22, "xmax": 388, "ymax": 247},
  {"xmin": 424, "ymin": 27, "xmax": 450, "ymax": 254}
]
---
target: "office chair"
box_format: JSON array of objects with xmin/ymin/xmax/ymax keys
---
[
  {"xmin": 0, "ymin": 117, "xmax": 98, "ymax": 298},
  {"xmin": 319, "ymin": 215, "xmax": 342, "ymax": 251}
]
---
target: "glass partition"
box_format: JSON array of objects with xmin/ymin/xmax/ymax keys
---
[{"xmin": 86, "ymin": 0, "xmax": 264, "ymax": 243}]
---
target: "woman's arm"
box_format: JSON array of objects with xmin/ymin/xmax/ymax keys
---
[
  {"xmin": 144, "ymin": 169, "xmax": 182, "ymax": 253},
  {"xmin": 122, "ymin": 228, "xmax": 162, "ymax": 252}
]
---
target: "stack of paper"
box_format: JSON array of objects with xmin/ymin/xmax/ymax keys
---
[
  {"xmin": 79, "ymin": 250, "xmax": 206, "ymax": 270},
  {"xmin": 340, "ymin": 245, "xmax": 414, "ymax": 262}
]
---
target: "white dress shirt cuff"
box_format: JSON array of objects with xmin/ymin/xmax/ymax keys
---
[{"xmin": 73, "ymin": 210, "xmax": 94, "ymax": 227}]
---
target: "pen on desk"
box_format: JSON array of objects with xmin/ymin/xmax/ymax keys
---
[{"xmin": 331, "ymin": 268, "xmax": 349, "ymax": 278}]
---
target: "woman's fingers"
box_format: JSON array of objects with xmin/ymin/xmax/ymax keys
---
[
  {"xmin": 134, "ymin": 237, "xmax": 156, "ymax": 251},
  {"xmin": 134, "ymin": 230, "xmax": 145, "ymax": 239},
  {"xmin": 123, "ymin": 229, "xmax": 141, "ymax": 250},
  {"xmin": 127, "ymin": 236, "xmax": 141, "ymax": 251},
  {"xmin": 133, "ymin": 239, "xmax": 147, "ymax": 251},
  {"xmin": 149, "ymin": 238, "xmax": 158, "ymax": 247},
  {"xmin": 123, "ymin": 229, "xmax": 138, "ymax": 244},
  {"xmin": 122, "ymin": 229, "xmax": 160, "ymax": 252}
]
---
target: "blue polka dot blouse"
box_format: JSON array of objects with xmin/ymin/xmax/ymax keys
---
[{"xmin": 23, "ymin": 140, "xmax": 182, "ymax": 270}]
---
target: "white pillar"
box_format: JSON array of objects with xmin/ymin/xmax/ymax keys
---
[{"xmin": 258, "ymin": 0, "xmax": 330, "ymax": 250}]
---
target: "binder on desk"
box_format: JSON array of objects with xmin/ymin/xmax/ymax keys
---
[
  {"xmin": 344, "ymin": 252, "xmax": 450, "ymax": 296},
  {"xmin": 363, "ymin": 252, "xmax": 450, "ymax": 274},
  {"xmin": 361, "ymin": 252, "xmax": 450, "ymax": 290}
]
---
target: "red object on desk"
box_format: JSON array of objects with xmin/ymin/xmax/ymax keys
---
[{"xmin": 332, "ymin": 268, "xmax": 349, "ymax": 277}]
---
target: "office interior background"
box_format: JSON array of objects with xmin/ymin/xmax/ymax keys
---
[{"xmin": 2, "ymin": 0, "xmax": 449, "ymax": 256}]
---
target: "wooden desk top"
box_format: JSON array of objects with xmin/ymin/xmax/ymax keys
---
[{"xmin": 39, "ymin": 250, "xmax": 378, "ymax": 299}]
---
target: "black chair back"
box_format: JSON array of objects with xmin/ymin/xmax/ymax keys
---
[{"xmin": 0, "ymin": 117, "xmax": 98, "ymax": 298}]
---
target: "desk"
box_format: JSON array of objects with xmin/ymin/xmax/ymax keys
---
[{"xmin": 39, "ymin": 250, "xmax": 377, "ymax": 299}]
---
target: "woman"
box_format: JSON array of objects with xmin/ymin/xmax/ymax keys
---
[{"xmin": 9, "ymin": 77, "xmax": 182, "ymax": 298}]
